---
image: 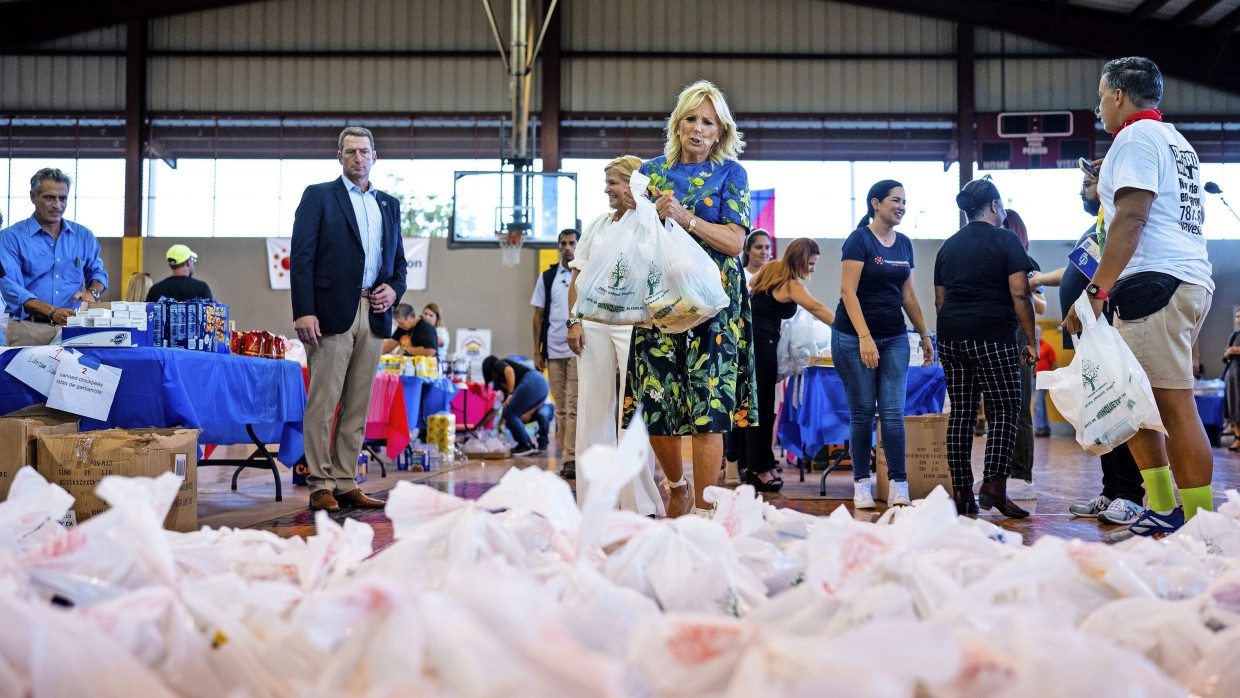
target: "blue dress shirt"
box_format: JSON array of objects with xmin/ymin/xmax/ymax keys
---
[
  {"xmin": 342, "ymin": 175, "xmax": 384, "ymax": 289},
  {"xmin": 0, "ymin": 215, "xmax": 109, "ymax": 320}
]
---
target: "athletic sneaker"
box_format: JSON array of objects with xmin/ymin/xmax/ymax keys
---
[
  {"xmin": 1127, "ymin": 507, "xmax": 1185, "ymax": 539},
  {"xmin": 853, "ymin": 480, "xmax": 876, "ymax": 509},
  {"xmin": 511, "ymin": 445, "xmax": 539, "ymax": 457},
  {"xmin": 888, "ymin": 480, "xmax": 911, "ymax": 506},
  {"xmin": 1069, "ymin": 494, "xmax": 1111, "ymax": 518},
  {"xmin": 1106, "ymin": 529, "xmax": 1136, "ymax": 544},
  {"xmin": 1007, "ymin": 479, "xmax": 1037, "ymax": 501},
  {"xmin": 1098, "ymin": 497, "xmax": 1143, "ymax": 526}
]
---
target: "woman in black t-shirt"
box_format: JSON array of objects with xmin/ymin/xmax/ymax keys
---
[
  {"xmin": 933, "ymin": 178, "xmax": 1038, "ymax": 518},
  {"xmin": 832, "ymin": 180, "xmax": 934, "ymax": 510},
  {"xmin": 481, "ymin": 355, "xmax": 549, "ymax": 456},
  {"xmin": 383, "ymin": 304, "xmax": 438, "ymax": 356}
]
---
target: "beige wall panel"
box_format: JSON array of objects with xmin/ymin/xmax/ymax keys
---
[
  {"xmin": 1162, "ymin": 77, "xmax": 1240, "ymax": 114},
  {"xmin": 147, "ymin": 57, "xmax": 515, "ymax": 112},
  {"xmin": 32, "ymin": 25, "xmax": 125, "ymax": 51},
  {"xmin": 1, "ymin": 56, "xmax": 123, "ymax": 111},
  {"xmin": 976, "ymin": 57, "xmax": 1240, "ymax": 114},
  {"xmin": 976, "ymin": 58, "xmax": 1102, "ymax": 111},
  {"xmin": 974, "ymin": 28, "xmax": 1064, "ymax": 55},
  {"xmin": 564, "ymin": 58, "xmax": 955, "ymax": 114},
  {"xmin": 151, "ymin": 0, "xmax": 497, "ymax": 52},
  {"xmin": 564, "ymin": 0, "xmax": 952, "ymax": 54}
]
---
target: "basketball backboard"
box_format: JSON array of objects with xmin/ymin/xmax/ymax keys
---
[{"xmin": 448, "ymin": 170, "xmax": 579, "ymax": 249}]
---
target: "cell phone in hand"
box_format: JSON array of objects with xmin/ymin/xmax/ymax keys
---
[{"xmin": 1079, "ymin": 157, "xmax": 1099, "ymax": 178}]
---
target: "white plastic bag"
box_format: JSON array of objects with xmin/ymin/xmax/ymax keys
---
[
  {"xmin": 1037, "ymin": 293, "xmax": 1164, "ymax": 455},
  {"xmin": 571, "ymin": 207, "xmax": 651, "ymax": 325},
  {"xmin": 777, "ymin": 308, "xmax": 816, "ymax": 379},
  {"xmin": 632, "ymin": 172, "xmax": 729, "ymax": 334}
]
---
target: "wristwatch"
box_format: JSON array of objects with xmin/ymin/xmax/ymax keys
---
[
  {"xmin": 566, "ymin": 318, "xmax": 581, "ymax": 329},
  {"xmin": 1086, "ymin": 283, "xmax": 1109, "ymax": 300},
  {"xmin": 90, "ymin": 289, "xmax": 101, "ymax": 301}
]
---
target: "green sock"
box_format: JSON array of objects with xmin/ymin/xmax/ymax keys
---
[
  {"xmin": 1180, "ymin": 485, "xmax": 1214, "ymax": 521},
  {"xmin": 1140, "ymin": 465, "xmax": 1177, "ymax": 513}
]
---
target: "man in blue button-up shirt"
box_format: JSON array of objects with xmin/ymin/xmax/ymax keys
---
[{"xmin": 0, "ymin": 168, "xmax": 109, "ymax": 346}]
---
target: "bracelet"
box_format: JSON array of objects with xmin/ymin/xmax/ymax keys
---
[{"xmin": 858, "ymin": 332, "xmax": 871, "ymax": 339}]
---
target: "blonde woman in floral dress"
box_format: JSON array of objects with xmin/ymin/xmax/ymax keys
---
[{"xmin": 622, "ymin": 80, "xmax": 757, "ymax": 517}]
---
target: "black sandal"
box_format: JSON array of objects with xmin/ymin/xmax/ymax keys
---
[{"xmin": 745, "ymin": 470, "xmax": 784, "ymax": 493}]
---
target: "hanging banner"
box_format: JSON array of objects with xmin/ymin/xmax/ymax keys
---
[
  {"xmin": 405, "ymin": 237, "xmax": 430, "ymax": 291},
  {"xmin": 751, "ymin": 188, "xmax": 776, "ymax": 253},
  {"xmin": 267, "ymin": 237, "xmax": 292, "ymax": 290}
]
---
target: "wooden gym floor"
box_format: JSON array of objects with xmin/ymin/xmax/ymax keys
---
[{"xmin": 199, "ymin": 432, "xmax": 1240, "ymax": 554}]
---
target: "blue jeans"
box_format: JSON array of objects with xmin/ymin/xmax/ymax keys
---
[
  {"xmin": 1033, "ymin": 388, "xmax": 1050, "ymax": 432},
  {"xmin": 503, "ymin": 371, "xmax": 550, "ymax": 449},
  {"xmin": 831, "ymin": 331, "xmax": 911, "ymax": 481}
]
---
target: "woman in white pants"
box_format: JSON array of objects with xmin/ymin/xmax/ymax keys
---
[{"xmin": 566, "ymin": 155, "xmax": 665, "ymax": 516}]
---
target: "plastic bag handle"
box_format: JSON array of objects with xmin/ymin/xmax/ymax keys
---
[
  {"xmin": 1072, "ymin": 291, "xmax": 1099, "ymax": 331},
  {"xmin": 628, "ymin": 171, "xmax": 661, "ymax": 242}
]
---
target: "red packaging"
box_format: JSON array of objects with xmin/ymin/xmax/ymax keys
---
[{"xmin": 242, "ymin": 331, "xmax": 263, "ymax": 357}]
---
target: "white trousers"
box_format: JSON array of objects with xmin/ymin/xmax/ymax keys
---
[{"xmin": 575, "ymin": 320, "xmax": 664, "ymax": 516}]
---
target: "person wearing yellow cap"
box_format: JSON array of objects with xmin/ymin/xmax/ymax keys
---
[{"xmin": 146, "ymin": 243, "xmax": 213, "ymax": 302}]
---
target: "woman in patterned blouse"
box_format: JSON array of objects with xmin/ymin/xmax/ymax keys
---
[{"xmin": 622, "ymin": 80, "xmax": 757, "ymax": 517}]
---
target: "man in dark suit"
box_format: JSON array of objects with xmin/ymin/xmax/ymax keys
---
[{"xmin": 291, "ymin": 126, "xmax": 407, "ymax": 512}]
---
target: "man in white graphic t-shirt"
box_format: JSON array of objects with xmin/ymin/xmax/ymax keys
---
[{"xmin": 1066, "ymin": 56, "xmax": 1214, "ymax": 539}]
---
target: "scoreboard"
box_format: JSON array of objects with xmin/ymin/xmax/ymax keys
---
[{"xmin": 976, "ymin": 110, "xmax": 1097, "ymax": 170}]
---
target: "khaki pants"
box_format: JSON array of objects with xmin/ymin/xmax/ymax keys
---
[
  {"xmin": 303, "ymin": 298, "xmax": 383, "ymax": 495},
  {"xmin": 546, "ymin": 356, "xmax": 578, "ymax": 459},
  {"xmin": 6, "ymin": 318, "xmax": 58, "ymax": 346}
]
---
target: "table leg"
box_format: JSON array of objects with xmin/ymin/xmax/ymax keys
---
[
  {"xmin": 361, "ymin": 441, "xmax": 389, "ymax": 477},
  {"xmin": 199, "ymin": 424, "xmax": 283, "ymax": 502},
  {"xmin": 819, "ymin": 441, "xmax": 850, "ymax": 497}
]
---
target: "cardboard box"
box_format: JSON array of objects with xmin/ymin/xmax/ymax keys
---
[
  {"xmin": 875, "ymin": 413, "xmax": 953, "ymax": 502},
  {"xmin": 36, "ymin": 428, "xmax": 200, "ymax": 531},
  {"xmin": 0, "ymin": 405, "xmax": 80, "ymax": 501},
  {"xmin": 60, "ymin": 328, "xmax": 139, "ymax": 347}
]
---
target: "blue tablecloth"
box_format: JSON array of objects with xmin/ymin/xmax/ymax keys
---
[
  {"xmin": 777, "ymin": 364, "xmax": 947, "ymax": 459},
  {"xmin": 397, "ymin": 374, "xmax": 459, "ymax": 431},
  {"xmin": 1195, "ymin": 394, "xmax": 1223, "ymax": 429},
  {"xmin": 0, "ymin": 347, "xmax": 305, "ymax": 462}
]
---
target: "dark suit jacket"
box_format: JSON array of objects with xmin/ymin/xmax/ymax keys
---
[{"xmin": 290, "ymin": 177, "xmax": 407, "ymax": 337}]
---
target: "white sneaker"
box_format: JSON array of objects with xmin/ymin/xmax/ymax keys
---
[
  {"xmin": 1007, "ymin": 479, "xmax": 1037, "ymax": 501},
  {"xmin": 1069, "ymin": 494, "xmax": 1111, "ymax": 517},
  {"xmin": 853, "ymin": 479, "xmax": 876, "ymax": 509},
  {"xmin": 888, "ymin": 480, "xmax": 911, "ymax": 506},
  {"xmin": 1098, "ymin": 497, "xmax": 1144, "ymax": 525}
]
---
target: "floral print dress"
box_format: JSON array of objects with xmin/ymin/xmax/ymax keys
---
[{"xmin": 621, "ymin": 156, "xmax": 758, "ymax": 435}]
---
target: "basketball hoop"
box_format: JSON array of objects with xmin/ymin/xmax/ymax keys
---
[{"xmin": 497, "ymin": 230, "xmax": 524, "ymax": 267}]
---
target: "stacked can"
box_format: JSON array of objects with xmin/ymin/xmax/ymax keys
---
[{"xmin": 425, "ymin": 412, "xmax": 455, "ymax": 464}]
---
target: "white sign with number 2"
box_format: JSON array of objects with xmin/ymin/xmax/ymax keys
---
[{"xmin": 46, "ymin": 351, "xmax": 122, "ymax": 421}]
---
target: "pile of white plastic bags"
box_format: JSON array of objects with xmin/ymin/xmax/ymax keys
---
[{"xmin": 2, "ymin": 418, "xmax": 1239, "ymax": 697}]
